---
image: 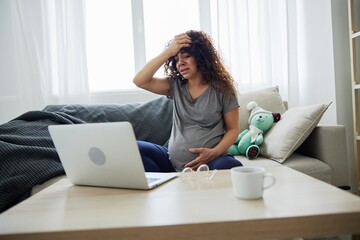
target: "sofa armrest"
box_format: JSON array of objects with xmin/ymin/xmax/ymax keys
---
[{"xmin": 295, "ymin": 125, "xmax": 350, "ymax": 189}]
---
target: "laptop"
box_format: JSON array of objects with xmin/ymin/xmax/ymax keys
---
[{"xmin": 48, "ymin": 122, "xmax": 178, "ymax": 190}]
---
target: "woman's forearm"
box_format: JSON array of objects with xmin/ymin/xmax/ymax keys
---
[
  {"xmin": 213, "ymin": 128, "xmax": 240, "ymax": 156},
  {"xmin": 133, "ymin": 33, "xmax": 191, "ymax": 89},
  {"xmin": 213, "ymin": 107, "xmax": 240, "ymax": 156},
  {"xmin": 133, "ymin": 51, "xmax": 171, "ymax": 88}
]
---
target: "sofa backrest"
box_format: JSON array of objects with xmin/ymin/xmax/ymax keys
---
[{"xmin": 43, "ymin": 97, "xmax": 173, "ymax": 146}]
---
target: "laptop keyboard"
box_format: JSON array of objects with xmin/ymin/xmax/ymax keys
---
[{"xmin": 147, "ymin": 177, "xmax": 160, "ymax": 184}]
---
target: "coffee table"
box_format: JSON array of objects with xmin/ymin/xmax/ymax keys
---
[{"xmin": 0, "ymin": 166, "xmax": 359, "ymax": 240}]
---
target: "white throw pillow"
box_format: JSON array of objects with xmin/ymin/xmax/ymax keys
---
[
  {"xmin": 260, "ymin": 103, "xmax": 331, "ymax": 163},
  {"xmin": 238, "ymin": 86, "xmax": 286, "ymax": 132}
]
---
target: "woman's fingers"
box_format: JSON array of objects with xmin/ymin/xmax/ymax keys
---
[
  {"xmin": 175, "ymin": 33, "xmax": 191, "ymax": 44},
  {"xmin": 166, "ymin": 33, "xmax": 191, "ymax": 56}
]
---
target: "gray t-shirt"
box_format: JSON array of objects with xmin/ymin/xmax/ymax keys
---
[{"xmin": 167, "ymin": 78, "xmax": 239, "ymax": 171}]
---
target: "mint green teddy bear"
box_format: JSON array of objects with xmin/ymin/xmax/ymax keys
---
[{"xmin": 228, "ymin": 101, "xmax": 281, "ymax": 159}]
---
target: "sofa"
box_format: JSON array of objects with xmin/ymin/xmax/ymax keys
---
[
  {"xmin": 37, "ymin": 86, "xmax": 353, "ymax": 190},
  {"xmin": 0, "ymin": 86, "xmax": 353, "ymax": 213}
]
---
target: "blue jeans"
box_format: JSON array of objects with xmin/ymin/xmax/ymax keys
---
[{"xmin": 137, "ymin": 140, "xmax": 242, "ymax": 172}]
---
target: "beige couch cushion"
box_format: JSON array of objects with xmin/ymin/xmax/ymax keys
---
[
  {"xmin": 234, "ymin": 153, "xmax": 332, "ymax": 184},
  {"xmin": 234, "ymin": 155, "xmax": 281, "ymax": 167},
  {"xmin": 283, "ymin": 153, "xmax": 332, "ymax": 184},
  {"xmin": 238, "ymin": 86, "xmax": 286, "ymax": 132}
]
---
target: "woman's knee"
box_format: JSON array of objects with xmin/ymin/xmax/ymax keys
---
[
  {"xmin": 136, "ymin": 141, "xmax": 174, "ymax": 172},
  {"xmin": 208, "ymin": 155, "xmax": 242, "ymax": 170},
  {"xmin": 137, "ymin": 140, "xmax": 153, "ymax": 152},
  {"xmin": 137, "ymin": 141, "xmax": 167, "ymax": 155}
]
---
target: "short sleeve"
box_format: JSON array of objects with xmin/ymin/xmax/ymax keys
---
[{"xmin": 222, "ymin": 93, "xmax": 239, "ymax": 113}]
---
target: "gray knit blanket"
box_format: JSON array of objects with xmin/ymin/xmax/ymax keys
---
[{"xmin": 0, "ymin": 97, "xmax": 173, "ymax": 213}]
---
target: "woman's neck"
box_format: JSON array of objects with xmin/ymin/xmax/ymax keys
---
[
  {"xmin": 187, "ymin": 76, "xmax": 209, "ymax": 100},
  {"xmin": 187, "ymin": 72, "xmax": 207, "ymax": 88}
]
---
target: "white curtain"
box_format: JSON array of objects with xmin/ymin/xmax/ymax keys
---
[
  {"xmin": 4, "ymin": 0, "xmax": 341, "ymax": 122},
  {"xmin": 9, "ymin": 0, "xmax": 89, "ymax": 111},
  {"xmin": 213, "ymin": 0, "xmax": 289, "ymax": 99}
]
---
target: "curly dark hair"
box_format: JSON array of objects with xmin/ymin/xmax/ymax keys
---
[{"xmin": 164, "ymin": 30, "xmax": 237, "ymax": 98}]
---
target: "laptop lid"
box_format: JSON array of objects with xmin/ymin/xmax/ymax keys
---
[{"xmin": 48, "ymin": 122, "xmax": 177, "ymax": 190}]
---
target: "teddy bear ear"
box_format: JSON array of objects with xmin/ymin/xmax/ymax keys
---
[
  {"xmin": 247, "ymin": 101, "xmax": 258, "ymax": 111},
  {"xmin": 272, "ymin": 113, "xmax": 281, "ymax": 122}
]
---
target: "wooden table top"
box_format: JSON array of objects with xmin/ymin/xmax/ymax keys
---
[{"xmin": 1, "ymin": 166, "xmax": 360, "ymax": 240}]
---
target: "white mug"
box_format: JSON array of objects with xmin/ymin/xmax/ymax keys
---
[{"xmin": 230, "ymin": 166, "xmax": 276, "ymax": 200}]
